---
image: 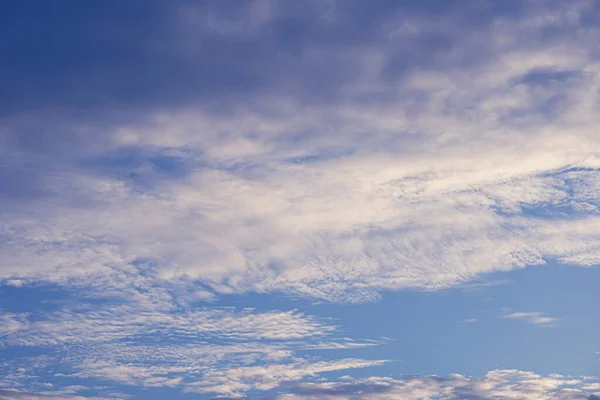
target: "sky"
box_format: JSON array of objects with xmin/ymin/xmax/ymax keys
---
[{"xmin": 1, "ymin": 0, "xmax": 600, "ymax": 399}]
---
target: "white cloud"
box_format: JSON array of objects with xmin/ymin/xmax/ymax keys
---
[
  {"xmin": 0, "ymin": 313, "xmax": 29, "ymax": 336},
  {"xmin": 502, "ymin": 312, "xmax": 560, "ymax": 326}
]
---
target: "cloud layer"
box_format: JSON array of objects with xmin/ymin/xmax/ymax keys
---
[
  {"xmin": 2, "ymin": 1, "xmax": 600, "ymax": 304},
  {"xmin": 2, "ymin": 0, "xmax": 600, "ymax": 398}
]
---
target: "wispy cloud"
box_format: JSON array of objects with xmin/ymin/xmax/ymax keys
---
[
  {"xmin": 3, "ymin": 371, "xmax": 599, "ymax": 400},
  {"xmin": 0, "ymin": 305, "xmax": 384, "ymax": 396},
  {"xmin": 186, "ymin": 359, "xmax": 388, "ymax": 396},
  {"xmin": 456, "ymin": 279, "xmax": 513, "ymax": 292},
  {"xmin": 502, "ymin": 312, "xmax": 560, "ymax": 326},
  {"xmin": 0, "ymin": 389, "xmax": 117, "ymax": 400},
  {"xmin": 272, "ymin": 370, "xmax": 600, "ymax": 399}
]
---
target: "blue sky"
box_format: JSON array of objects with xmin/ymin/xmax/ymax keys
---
[{"xmin": 2, "ymin": 1, "xmax": 600, "ymax": 399}]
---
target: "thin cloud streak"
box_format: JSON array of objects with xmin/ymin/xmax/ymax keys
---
[{"xmin": 502, "ymin": 312, "xmax": 560, "ymax": 326}]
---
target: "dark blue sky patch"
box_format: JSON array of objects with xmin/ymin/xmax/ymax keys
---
[
  {"xmin": 0, "ymin": 0, "xmax": 528, "ymax": 118},
  {"xmin": 0, "ymin": 283, "xmax": 127, "ymax": 316},
  {"xmin": 0, "ymin": 283, "xmax": 76, "ymax": 314},
  {"xmin": 519, "ymin": 168, "xmax": 600, "ymax": 220},
  {"xmin": 285, "ymin": 149, "xmax": 355, "ymax": 165},
  {"xmin": 518, "ymin": 68, "xmax": 581, "ymax": 86},
  {"xmin": 81, "ymin": 149, "xmax": 191, "ymax": 189}
]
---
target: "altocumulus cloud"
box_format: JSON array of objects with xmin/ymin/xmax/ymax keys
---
[
  {"xmin": 2, "ymin": 0, "xmax": 600, "ymax": 303},
  {"xmin": 0, "ymin": 306, "xmax": 384, "ymax": 396},
  {"xmin": 1, "ymin": 0, "xmax": 600, "ymax": 398}
]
